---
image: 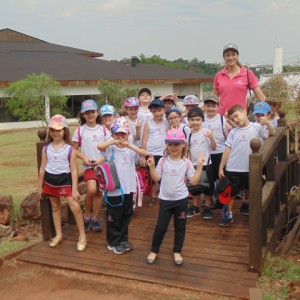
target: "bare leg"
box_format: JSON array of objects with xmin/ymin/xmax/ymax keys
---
[{"xmin": 49, "ymin": 196, "xmax": 62, "ymax": 237}]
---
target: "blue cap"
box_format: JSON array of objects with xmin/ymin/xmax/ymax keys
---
[
  {"xmin": 81, "ymin": 99, "xmax": 98, "ymax": 113},
  {"xmin": 148, "ymin": 99, "xmax": 164, "ymax": 109},
  {"xmin": 166, "ymin": 107, "xmax": 182, "ymax": 115},
  {"xmin": 253, "ymin": 102, "xmax": 271, "ymax": 115},
  {"xmin": 100, "ymin": 104, "xmax": 116, "ymax": 116}
]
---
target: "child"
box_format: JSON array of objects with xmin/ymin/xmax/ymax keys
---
[
  {"xmin": 146, "ymin": 129, "xmax": 205, "ymax": 266},
  {"xmin": 160, "ymin": 93, "xmax": 178, "ymax": 112},
  {"xmin": 266, "ymin": 98, "xmax": 281, "ymax": 129},
  {"xmin": 166, "ymin": 107, "xmax": 191, "ymax": 140},
  {"xmin": 124, "ymin": 97, "xmax": 142, "ymax": 147},
  {"xmin": 100, "ymin": 103, "xmax": 116, "ymax": 132},
  {"xmin": 37, "ymin": 114, "xmax": 87, "ymax": 251},
  {"xmin": 218, "ymin": 105, "xmax": 268, "ymax": 226},
  {"xmin": 141, "ymin": 99, "xmax": 169, "ymax": 205},
  {"xmin": 187, "ymin": 107, "xmax": 216, "ymax": 219},
  {"xmin": 137, "ymin": 87, "xmax": 152, "ymax": 122},
  {"xmin": 252, "ymin": 102, "xmax": 276, "ymax": 136},
  {"xmin": 202, "ymin": 95, "xmax": 230, "ymax": 183},
  {"xmin": 181, "ymin": 95, "xmax": 200, "ymax": 124},
  {"xmin": 72, "ymin": 99, "xmax": 106, "ymax": 233},
  {"xmin": 97, "ymin": 117, "xmax": 147, "ymax": 254}
]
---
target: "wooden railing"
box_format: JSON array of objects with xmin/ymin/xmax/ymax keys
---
[{"xmin": 248, "ymin": 121, "xmax": 299, "ymax": 273}]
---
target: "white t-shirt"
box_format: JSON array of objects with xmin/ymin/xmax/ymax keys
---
[
  {"xmin": 145, "ymin": 119, "xmax": 169, "ymax": 155},
  {"xmin": 179, "ymin": 123, "xmax": 191, "ymax": 142},
  {"xmin": 203, "ymin": 114, "xmax": 226, "ymax": 154},
  {"xmin": 72, "ymin": 124, "xmax": 110, "ymax": 171},
  {"xmin": 156, "ymin": 156, "xmax": 195, "ymax": 201},
  {"xmin": 105, "ymin": 145, "xmax": 137, "ymax": 196},
  {"xmin": 188, "ymin": 128, "xmax": 212, "ymax": 167},
  {"xmin": 126, "ymin": 117, "xmax": 139, "ymax": 147},
  {"xmin": 136, "ymin": 107, "xmax": 153, "ymax": 147},
  {"xmin": 225, "ymin": 122, "xmax": 268, "ymax": 172},
  {"xmin": 45, "ymin": 143, "xmax": 72, "ymax": 174}
]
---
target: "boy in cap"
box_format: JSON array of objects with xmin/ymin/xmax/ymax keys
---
[
  {"xmin": 252, "ymin": 102, "xmax": 275, "ymax": 136},
  {"xmin": 187, "ymin": 106, "xmax": 216, "ymax": 219},
  {"xmin": 202, "ymin": 95, "xmax": 230, "ymax": 203},
  {"xmin": 141, "ymin": 99, "xmax": 169, "ymax": 205},
  {"xmin": 181, "ymin": 95, "xmax": 200, "ymax": 124}
]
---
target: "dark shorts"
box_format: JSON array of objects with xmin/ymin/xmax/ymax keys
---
[
  {"xmin": 226, "ymin": 171, "xmax": 249, "ymax": 196},
  {"xmin": 210, "ymin": 153, "xmax": 223, "ymax": 181},
  {"xmin": 190, "ymin": 165, "xmax": 214, "ymax": 196}
]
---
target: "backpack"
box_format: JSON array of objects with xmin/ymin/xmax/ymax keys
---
[
  {"xmin": 77, "ymin": 125, "xmax": 107, "ymax": 147},
  {"xmin": 136, "ymin": 167, "xmax": 152, "ymax": 196},
  {"xmin": 94, "ymin": 148, "xmax": 124, "ymax": 207}
]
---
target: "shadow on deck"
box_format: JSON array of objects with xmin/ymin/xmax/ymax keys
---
[{"xmin": 19, "ymin": 202, "xmax": 258, "ymax": 299}]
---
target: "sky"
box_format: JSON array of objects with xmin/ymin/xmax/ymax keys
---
[{"xmin": 1, "ymin": 0, "xmax": 300, "ymax": 66}]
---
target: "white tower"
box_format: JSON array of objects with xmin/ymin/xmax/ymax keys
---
[{"xmin": 273, "ymin": 45, "xmax": 283, "ymax": 74}]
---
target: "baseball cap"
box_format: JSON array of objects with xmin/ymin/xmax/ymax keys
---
[
  {"xmin": 203, "ymin": 94, "xmax": 219, "ymax": 104},
  {"xmin": 138, "ymin": 87, "xmax": 151, "ymax": 97},
  {"xmin": 124, "ymin": 97, "xmax": 140, "ymax": 107},
  {"xmin": 252, "ymin": 102, "xmax": 271, "ymax": 115},
  {"xmin": 100, "ymin": 104, "xmax": 116, "ymax": 116},
  {"xmin": 148, "ymin": 98, "xmax": 164, "ymax": 109},
  {"xmin": 223, "ymin": 43, "xmax": 239, "ymax": 54},
  {"xmin": 48, "ymin": 114, "xmax": 68, "ymax": 130},
  {"xmin": 187, "ymin": 106, "xmax": 204, "ymax": 120},
  {"xmin": 162, "ymin": 98, "xmax": 174, "ymax": 103},
  {"xmin": 81, "ymin": 99, "xmax": 98, "ymax": 113},
  {"xmin": 183, "ymin": 95, "xmax": 199, "ymax": 106},
  {"xmin": 166, "ymin": 106, "xmax": 182, "ymax": 116},
  {"xmin": 111, "ymin": 116, "xmax": 130, "ymax": 134},
  {"xmin": 165, "ymin": 129, "xmax": 185, "ymax": 144}
]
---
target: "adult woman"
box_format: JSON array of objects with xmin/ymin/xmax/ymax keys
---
[{"xmin": 214, "ymin": 43, "xmax": 266, "ymax": 116}]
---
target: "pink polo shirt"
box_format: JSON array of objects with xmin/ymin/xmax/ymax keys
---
[{"xmin": 214, "ymin": 66, "xmax": 259, "ymax": 115}]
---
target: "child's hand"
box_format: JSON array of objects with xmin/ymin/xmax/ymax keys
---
[
  {"xmin": 197, "ymin": 154, "xmax": 205, "ymax": 167},
  {"xmin": 83, "ymin": 156, "xmax": 91, "ymax": 166},
  {"xmin": 72, "ymin": 190, "xmax": 81, "ymax": 202},
  {"xmin": 37, "ymin": 188, "xmax": 44, "ymax": 200},
  {"xmin": 219, "ymin": 169, "xmax": 225, "ymax": 179},
  {"xmin": 146, "ymin": 154, "xmax": 155, "ymax": 167},
  {"xmin": 205, "ymin": 129, "xmax": 214, "ymax": 139},
  {"xmin": 259, "ymin": 116, "xmax": 269, "ymax": 126}
]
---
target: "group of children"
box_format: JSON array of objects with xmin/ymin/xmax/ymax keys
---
[{"xmin": 37, "ymin": 87, "xmax": 279, "ymax": 266}]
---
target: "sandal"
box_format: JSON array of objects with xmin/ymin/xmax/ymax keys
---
[{"xmin": 145, "ymin": 197, "xmax": 157, "ymax": 207}]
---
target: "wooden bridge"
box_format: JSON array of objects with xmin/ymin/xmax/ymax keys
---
[{"xmin": 19, "ymin": 120, "xmax": 299, "ymax": 299}]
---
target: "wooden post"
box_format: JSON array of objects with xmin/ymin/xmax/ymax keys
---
[
  {"xmin": 36, "ymin": 128, "xmax": 55, "ymax": 241},
  {"xmin": 249, "ymin": 138, "xmax": 263, "ymax": 273}
]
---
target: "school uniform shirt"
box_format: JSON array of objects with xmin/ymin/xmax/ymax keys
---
[
  {"xmin": 45, "ymin": 143, "xmax": 71, "ymax": 174},
  {"xmin": 214, "ymin": 66, "xmax": 259, "ymax": 115},
  {"xmin": 225, "ymin": 122, "xmax": 268, "ymax": 172},
  {"xmin": 156, "ymin": 157, "xmax": 195, "ymax": 201},
  {"xmin": 146, "ymin": 119, "xmax": 169, "ymax": 156},
  {"xmin": 203, "ymin": 114, "xmax": 226, "ymax": 154},
  {"xmin": 188, "ymin": 128, "xmax": 212, "ymax": 167},
  {"xmin": 126, "ymin": 117, "xmax": 139, "ymax": 147},
  {"xmin": 136, "ymin": 107, "xmax": 153, "ymax": 147},
  {"xmin": 105, "ymin": 145, "xmax": 137, "ymax": 197},
  {"xmin": 72, "ymin": 124, "xmax": 110, "ymax": 171},
  {"xmin": 269, "ymin": 116, "xmax": 278, "ymax": 129}
]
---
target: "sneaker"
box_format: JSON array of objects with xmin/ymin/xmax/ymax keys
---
[
  {"xmin": 84, "ymin": 217, "xmax": 91, "ymax": 233},
  {"xmin": 107, "ymin": 244, "xmax": 126, "ymax": 254},
  {"xmin": 187, "ymin": 206, "xmax": 200, "ymax": 218},
  {"xmin": 219, "ymin": 217, "xmax": 233, "ymax": 227},
  {"xmin": 121, "ymin": 241, "xmax": 133, "ymax": 251},
  {"xmin": 235, "ymin": 191, "xmax": 244, "ymax": 200},
  {"xmin": 240, "ymin": 203, "xmax": 249, "ymax": 216},
  {"xmin": 203, "ymin": 207, "xmax": 213, "ymax": 220},
  {"xmin": 90, "ymin": 218, "xmax": 102, "ymax": 232}
]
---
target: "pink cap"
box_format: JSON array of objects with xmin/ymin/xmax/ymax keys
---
[
  {"xmin": 124, "ymin": 97, "xmax": 140, "ymax": 107},
  {"xmin": 48, "ymin": 114, "xmax": 68, "ymax": 130},
  {"xmin": 165, "ymin": 129, "xmax": 185, "ymax": 144}
]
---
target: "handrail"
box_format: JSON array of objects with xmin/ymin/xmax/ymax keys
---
[{"xmin": 248, "ymin": 123, "xmax": 299, "ymax": 273}]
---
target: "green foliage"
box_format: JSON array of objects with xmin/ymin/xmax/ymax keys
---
[
  {"xmin": 0, "ymin": 241, "xmax": 31, "ymax": 256},
  {"xmin": 97, "ymin": 80, "xmax": 138, "ymax": 110},
  {"xmin": 260, "ymin": 76, "xmax": 289, "ymax": 102},
  {"xmin": 118, "ymin": 54, "xmax": 222, "ymax": 75},
  {"xmin": 5, "ymin": 72, "xmax": 68, "ymax": 123}
]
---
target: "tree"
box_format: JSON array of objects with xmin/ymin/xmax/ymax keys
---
[
  {"xmin": 260, "ymin": 76, "xmax": 289, "ymax": 103},
  {"xmin": 5, "ymin": 73, "xmax": 68, "ymax": 123},
  {"xmin": 97, "ymin": 80, "xmax": 138, "ymax": 110}
]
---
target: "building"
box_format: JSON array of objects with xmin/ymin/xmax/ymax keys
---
[{"xmin": 0, "ymin": 28, "xmax": 214, "ymax": 123}]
